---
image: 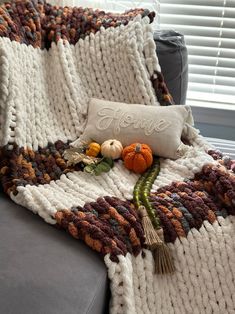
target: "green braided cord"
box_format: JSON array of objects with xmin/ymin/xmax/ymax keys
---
[
  {"xmin": 133, "ymin": 168, "xmax": 151, "ymax": 208},
  {"xmin": 142, "ymin": 159, "xmax": 161, "ymax": 229},
  {"xmin": 133, "ymin": 158, "xmax": 161, "ymax": 229}
]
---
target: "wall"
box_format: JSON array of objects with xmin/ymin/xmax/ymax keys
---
[
  {"xmin": 195, "ymin": 123, "xmax": 235, "ymax": 141},
  {"xmin": 192, "ymin": 106, "xmax": 235, "ymax": 141}
]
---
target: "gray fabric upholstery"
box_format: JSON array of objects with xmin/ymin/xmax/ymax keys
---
[
  {"xmin": 0, "ymin": 193, "xmax": 109, "ymax": 314},
  {"xmin": 154, "ymin": 30, "xmax": 188, "ymax": 105}
]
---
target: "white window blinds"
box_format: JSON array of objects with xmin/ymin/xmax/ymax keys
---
[{"xmin": 160, "ymin": 0, "xmax": 235, "ymax": 107}]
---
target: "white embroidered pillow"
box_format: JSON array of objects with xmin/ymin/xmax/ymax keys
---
[{"xmin": 77, "ymin": 98, "xmax": 194, "ymax": 159}]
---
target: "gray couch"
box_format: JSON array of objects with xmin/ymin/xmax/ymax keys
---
[
  {"xmin": 0, "ymin": 31, "xmax": 188, "ymax": 314},
  {"xmin": 0, "ymin": 193, "xmax": 109, "ymax": 314}
]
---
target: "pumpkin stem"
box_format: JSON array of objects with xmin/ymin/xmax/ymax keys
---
[
  {"xmin": 110, "ymin": 141, "xmax": 114, "ymax": 145},
  {"xmin": 135, "ymin": 143, "xmax": 142, "ymax": 153}
]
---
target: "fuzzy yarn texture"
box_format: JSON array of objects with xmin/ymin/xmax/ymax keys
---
[{"xmin": 0, "ymin": 1, "xmax": 235, "ymax": 313}]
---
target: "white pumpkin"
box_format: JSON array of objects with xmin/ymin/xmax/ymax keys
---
[{"xmin": 101, "ymin": 140, "xmax": 123, "ymax": 160}]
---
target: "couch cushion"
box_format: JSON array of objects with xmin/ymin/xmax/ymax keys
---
[
  {"xmin": 154, "ymin": 30, "xmax": 188, "ymax": 105},
  {"xmin": 0, "ymin": 194, "xmax": 109, "ymax": 314}
]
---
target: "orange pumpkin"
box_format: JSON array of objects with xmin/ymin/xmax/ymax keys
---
[{"xmin": 122, "ymin": 143, "xmax": 153, "ymax": 174}]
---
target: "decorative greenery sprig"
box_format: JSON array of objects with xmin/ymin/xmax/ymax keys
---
[
  {"xmin": 84, "ymin": 157, "xmax": 114, "ymax": 175},
  {"xmin": 63, "ymin": 147, "xmax": 114, "ymax": 176}
]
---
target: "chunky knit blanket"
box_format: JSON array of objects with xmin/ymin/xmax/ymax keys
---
[{"xmin": 0, "ymin": 1, "xmax": 235, "ymax": 313}]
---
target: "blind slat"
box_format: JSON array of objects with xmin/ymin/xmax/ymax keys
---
[
  {"xmin": 189, "ymin": 73, "xmax": 235, "ymax": 86},
  {"xmin": 187, "ymin": 90, "xmax": 235, "ymax": 104},
  {"xmin": 189, "ymin": 64, "xmax": 235, "ymax": 77},
  {"xmin": 187, "ymin": 45, "xmax": 235, "ymax": 58},
  {"xmin": 161, "ymin": 0, "xmax": 235, "ymax": 7},
  {"xmin": 160, "ymin": 24, "xmax": 235, "ymax": 39},
  {"xmin": 188, "ymin": 82, "xmax": 235, "ymax": 95},
  {"xmin": 185, "ymin": 36, "xmax": 235, "ymax": 49},
  {"xmin": 161, "ymin": 4, "xmax": 235, "ymax": 17},
  {"xmin": 160, "ymin": 14, "xmax": 235, "ymax": 28},
  {"xmin": 188, "ymin": 55, "xmax": 235, "ymax": 68}
]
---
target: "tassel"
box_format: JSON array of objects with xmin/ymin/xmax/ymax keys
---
[
  {"xmin": 182, "ymin": 123, "xmax": 199, "ymax": 141},
  {"xmin": 154, "ymin": 228, "xmax": 175, "ymax": 274},
  {"xmin": 139, "ymin": 206, "xmax": 175, "ymax": 274},
  {"xmin": 154, "ymin": 241, "xmax": 175, "ymax": 275},
  {"xmin": 139, "ymin": 205, "xmax": 163, "ymax": 250}
]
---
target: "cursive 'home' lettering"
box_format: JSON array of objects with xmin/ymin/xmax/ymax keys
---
[{"xmin": 96, "ymin": 107, "xmax": 171, "ymax": 136}]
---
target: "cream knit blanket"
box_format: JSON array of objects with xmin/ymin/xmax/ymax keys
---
[{"xmin": 0, "ymin": 2, "xmax": 235, "ymax": 313}]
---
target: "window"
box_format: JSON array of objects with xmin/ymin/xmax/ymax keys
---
[{"xmin": 160, "ymin": 0, "xmax": 235, "ymax": 109}]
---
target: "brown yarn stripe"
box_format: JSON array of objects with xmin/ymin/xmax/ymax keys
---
[
  {"xmin": 0, "ymin": 141, "xmax": 75, "ymax": 195},
  {"xmin": 0, "ymin": 0, "xmax": 154, "ymax": 49},
  {"xmin": 54, "ymin": 164, "xmax": 235, "ymax": 260},
  {"xmin": 55, "ymin": 196, "xmax": 145, "ymax": 262},
  {"xmin": 151, "ymin": 164, "xmax": 235, "ymax": 243}
]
